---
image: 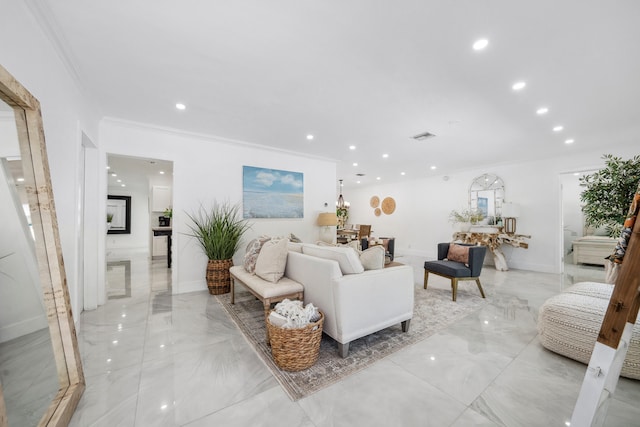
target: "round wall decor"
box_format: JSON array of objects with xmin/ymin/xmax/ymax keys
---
[
  {"xmin": 381, "ymin": 197, "xmax": 396, "ymax": 215},
  {"xmin": 370, "ymin": 196, "xmax": 380, "ymax": 208},
  {"xmin": 374, "ymin": 207, "xmax": 381, "ymax": 216}
]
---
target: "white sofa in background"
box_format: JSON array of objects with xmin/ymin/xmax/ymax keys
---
[{"xmin": 284, "ymin": 245, "xmax": 414, "ymax": 357}]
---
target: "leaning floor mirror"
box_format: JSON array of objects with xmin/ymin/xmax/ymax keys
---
[{"xmin": 0, "ymin": 65, "xmax": 84, "ymax": 425}]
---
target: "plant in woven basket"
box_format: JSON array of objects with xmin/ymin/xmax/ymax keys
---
[
  {"xmin": 580, "ymin": 154, "xmax": 640, "ymax": 238},
  {"xmin": 186, "ymin": 202, "xmax": 251, "ymax": 295}
]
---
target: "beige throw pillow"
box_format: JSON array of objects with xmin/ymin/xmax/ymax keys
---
[
  {"xmin": 302, "ymin": 244, "xmax": 364, "ymax": 274},
  {"xmin": 447, "ymin": 244, "xmax": 470, "ymax": 265},
  {"xmin": 244, "ymin": 236, "xmax": 271, "ymax": 273},
  {"xmin": 255, "ymin": 238, "xmax": 289, "ymax": 283},
  {"xmin": 360, "ymin": 245, "xmax": 385, "ymax": 270}
]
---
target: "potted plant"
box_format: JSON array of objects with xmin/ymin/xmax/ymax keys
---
[
  {"xmin": 336, "ymin": 206, "xmax": 349, "ymax": 229},
  {"xmin": 186, "ymin": 202, "xmax": 251, "ymax": 295},
  {"xmin": 107, "ymin": 213, "xmax": 114, "ymax": 230},
  {"xmin": 448, "ymin": 208, "xmax": 484, "ymax": 231},
  {"xmin": 580, "ymin": 154, "xmax": 640, "ymax": 238}
]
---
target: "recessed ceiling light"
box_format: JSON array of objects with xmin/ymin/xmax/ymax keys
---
[
  {"xmin": 175, "ymin": 103, "xmax": 186, "ymax": 110},
  {"xmin": 382, "ymin": 154, "xmax": 389, "ymax": 158},
  {"xmin": 356, "ymin": 180, "xmax": 361, "ymax": 184},
  {"xmin": 306, "ymin": 134, "xmax": 314, "ymax": 140},
  {"xmin": 111, "ymin": 173, "xmax": 117, "ymax": 177},
  {"xmin": 512, "ymin": 81, "xmax": 526, "ymax": 91},
  {"xmin": 159, "ymin": 171, "xmax": 165, "ymax": 174},
  {"xmin": 565, "ymin": 139, "xmax": 575, "ymax": 144},
  {"xmin": 401, "ymin": 172, "xmax": 406, "ymax": 176},
  {"xmin": 121, "ymin": 184, "xmax": 126, "ymax": 187},
  {"xmin": 430, "ymin": 165, "xmax": 437, "ymax": 170},
  {"xmin": 117, "ymin": 179, "xmax": 121, "ymax": 183},
  {"xmin": 376, "ymin": 177, "xmax": 381, "ymax": 180},
  {"xmin": 473, "ymin": 39, "xmax": 489, "ymax": 51},
  {"xmin": 536, "ymin": 107, "xmax": 549, "ymax": 115},
  {"xmin": 349, "ymin": 145, "xmax": 356, "ymax": 150},
  {"xmin": 106, "ymin": 166, "xmax": 111, "ymax": 170},
  {"xmin": 352, "ymin": 162, "xmax": 358, "ymax": 166},
  {"xmin": 17, "ymin": 177, "xmax": 24, "ymax": 182},
  {"xmin": 553, "ymin": 125, "xmax": 564, "ymax": 132}
]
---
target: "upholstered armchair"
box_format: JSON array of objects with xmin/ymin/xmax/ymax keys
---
[{"xmin": 423, "ymin": 243, "xmax": 486, "ymax": 301}]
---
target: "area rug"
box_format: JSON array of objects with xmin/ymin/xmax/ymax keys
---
[{"xmin": 215, "ymin": 286, "xmax": 487, "ymax": 401}]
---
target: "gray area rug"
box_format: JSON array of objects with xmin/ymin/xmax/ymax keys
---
[{"xmin": 216, "ymin": 285, "xmax": 487, "ymax": 401}]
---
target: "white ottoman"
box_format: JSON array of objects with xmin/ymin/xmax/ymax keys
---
[{"xmin": 538, "ymin": 281, "xmax": 640, "ymax": 380}]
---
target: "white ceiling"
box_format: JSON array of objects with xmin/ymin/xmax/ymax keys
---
[{"xmin": 32, "ymin": 1, "xmax": 640, "ymax": 189}]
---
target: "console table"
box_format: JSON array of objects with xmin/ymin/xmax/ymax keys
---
[
  {"xmin": 452, "ymin": 231, "xmax": 530, "ymax": 271},
  {"xmin": 152, "ymin": 227, "xmax": 172, "ymax": 268}
]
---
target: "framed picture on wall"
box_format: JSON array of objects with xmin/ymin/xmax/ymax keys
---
[
  {"xmin": 242, "ymin": 166, "xmax": 303, "ymax": 218},
  {"xmin": 107, "ymin": 195, "xmax": 131, "ymax": 234}
]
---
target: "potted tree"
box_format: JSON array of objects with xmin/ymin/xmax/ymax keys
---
[
  {"xmin": 580, "ymin": 154, "xmax": 640, "ymax": 238},
  {"xmin": 186, "ymin": 202, "xmax": 251, "ymax": 295}
]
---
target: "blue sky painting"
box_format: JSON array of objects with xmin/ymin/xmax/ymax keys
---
[{"xmin": 243, "ymin": 166, "xmax": 304, "ymax": 218}]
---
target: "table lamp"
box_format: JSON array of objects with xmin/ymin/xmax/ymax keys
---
[{"xmin": 317, "ymin": 212, "xmax": 338, "ymax": 243}]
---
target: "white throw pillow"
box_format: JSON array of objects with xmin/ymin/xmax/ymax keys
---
[
  {"xmin": 302, "ymin": 244, "xmax": 364, "ymax": 274},
  {"xmin": 255, "ymin": 238, "xmax": 289, "ymax": 283},
  {"xmin": 360, "ymin": 245, "xmax": 385, "ymax": 270}
]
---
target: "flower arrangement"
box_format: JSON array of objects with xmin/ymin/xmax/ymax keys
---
[{"xmin": 448, "ymin": 208, "xmax": 484, "ymax": 225}]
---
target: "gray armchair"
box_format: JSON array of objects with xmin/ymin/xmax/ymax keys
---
[{"xmin": 423, "ymin": 243, "xmax": 487, "ymax": 301}]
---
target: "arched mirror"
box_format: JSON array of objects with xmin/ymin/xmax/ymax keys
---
[
  {"xmin": 0, "ymin": 65, "xmax": 84, "ymax": 425},
  {"xmin": 469, "ymin": 173, "xmax": 505, "ymax": 224}
]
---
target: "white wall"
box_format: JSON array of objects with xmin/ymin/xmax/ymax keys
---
[
  {"xmin": 1, "ymin": 1, "xmax": 101, "ymax": 317},
  {"xmin": 348, "ymin": 144, "xmax": 639, "ymax": 274},
  {"xmin": 100, "ymin": 119, "xmax": 336, "ymax": 294}
]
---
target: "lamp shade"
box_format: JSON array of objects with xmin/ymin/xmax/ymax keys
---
[
  {"xmin": 317, "ymin": 212, "xmax": 338, "ymax": 226},
  {"xmin": 502, "ymin": 202, "xmax": 520, "ymax": 218}
]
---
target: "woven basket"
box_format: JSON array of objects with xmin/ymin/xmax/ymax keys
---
[
  {"xmin": 206, "ymin": 259, "xmax": 233, "ymax": 295},
  {"xmin": 266, "ymin": 311, "xmax": 324, "ymax": 371}
]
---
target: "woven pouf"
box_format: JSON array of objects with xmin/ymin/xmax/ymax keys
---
[
  {"xmin": 267, "ymin": 312, "xmax": 324, "ymax": 371},
  {"xmin": 538, "ymin": 281, "xmax": 640, "ymax": 380}
]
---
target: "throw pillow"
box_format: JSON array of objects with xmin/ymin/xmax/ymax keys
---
[
  {"xmin": 360, "ymin": 245, "xmax": 385, "ymax": 270},
  {"xmin": 302, "ymin": 244, "xmax": 364, "ymax": 274},
  {"xmin": 447, "ymin": 244, "xmax": 470, "ymax": 265},
  {"xmin": 244, "ymin": 236, "xmax": 271, "ymax": 273},
  {"xmin": 289, "ymin": 233, "xmax": 303, "ymax": 243},
  {"xmin": 255, "ymin": 238, "xmax": 289, "ymax": 283}
]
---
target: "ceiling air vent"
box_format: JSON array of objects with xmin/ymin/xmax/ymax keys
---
[
  {"xmin": 412, "ymin": 131, "xmax": 436, "ymax": 141},
  {"xmin": 355, "ymin": 173, "xmax": 366, "ymax": 176}
]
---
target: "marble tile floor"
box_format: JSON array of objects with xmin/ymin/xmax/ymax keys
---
[{"xmin": 67, "ymin": 252, "xmax": 640, "ymax": 427}]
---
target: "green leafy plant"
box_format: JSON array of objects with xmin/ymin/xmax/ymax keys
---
[
  {"xmin": 186, "ymin": 202, "xmax": 251, "ymax": 260},
  {"xmin": 107, "ymin": 213, "xmax": 114, "ymax": 223},
  {"xmin": 163, "ymin": 207, "xmax": 173, "ymax": 218},
  {"xmin": 580, "ymin": 154, "xmax": 640, "ymax": 238},
  {"xmin": 448, "ymin": 208, "xmax": 484, "ymax": 225}
]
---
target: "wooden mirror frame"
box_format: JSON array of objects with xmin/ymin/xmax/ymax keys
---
[{"xmin": 0, "ymin": 65, "xmax": 84, "ymax": 425}]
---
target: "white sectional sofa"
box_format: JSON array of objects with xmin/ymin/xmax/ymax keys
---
[{"xmin": 230, "ymin": 242, "xmax": 414, "ymax": 357}]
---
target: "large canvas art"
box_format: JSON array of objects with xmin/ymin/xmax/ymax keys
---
[{"xmin": 243, "ymin": 166, "xmax": 304, "ymax": 218}]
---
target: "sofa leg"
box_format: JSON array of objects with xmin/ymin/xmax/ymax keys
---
[
  {"xmin": 424, "ymin": 270, "xmax": 429, "ymax": 289},
  {"xmin": 451, "ymin": 278, "xmax": 458, "ymax": 302},
  {"xmin": 401, "ymin": 319, "xmax": 411, "ymax": 332},
  {"xmin": 230, "ymin": 277, "xmax": 235, "ymax": 304},
  {"xmin": 338, "ymin": 342, "xmax": 350, "ymax": 358},
  {"xmin": 475, "ymin": 278, "xmax": 486, "ymax": 299}
]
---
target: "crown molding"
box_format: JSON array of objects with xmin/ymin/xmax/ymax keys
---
[
  {"xmin": 101, "ymin": 117, "xmax": 337, "ymax": 164},
  {"xmin": 24, "ymin": 0, "xmax": 85, "ymax": 92}
]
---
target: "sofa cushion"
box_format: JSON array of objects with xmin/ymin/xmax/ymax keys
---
[
  {"xmin": 424, "ymin": 260, "xmax": 471, "ymax": 277},
  {"xmin": 255, "ymin": 238, "xmax": 289, "ymax": 282},
  {"xmin": 287, "ymin": 242, "xmax": 303, "ymax": 253},
  {"xmin": 302, "ymin": 244, "xmax": 364, "ymax": 274},
  {"xmin": 360, "ymin": 245, "xmax": 385, "ymax": 270},
  {"xmin": 446, "ymin": 244, "xmax": 469, "ymax": 265},
  {"xmin": 244, "ymin": 235, "xmax": 271, "ymax": 273}
]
